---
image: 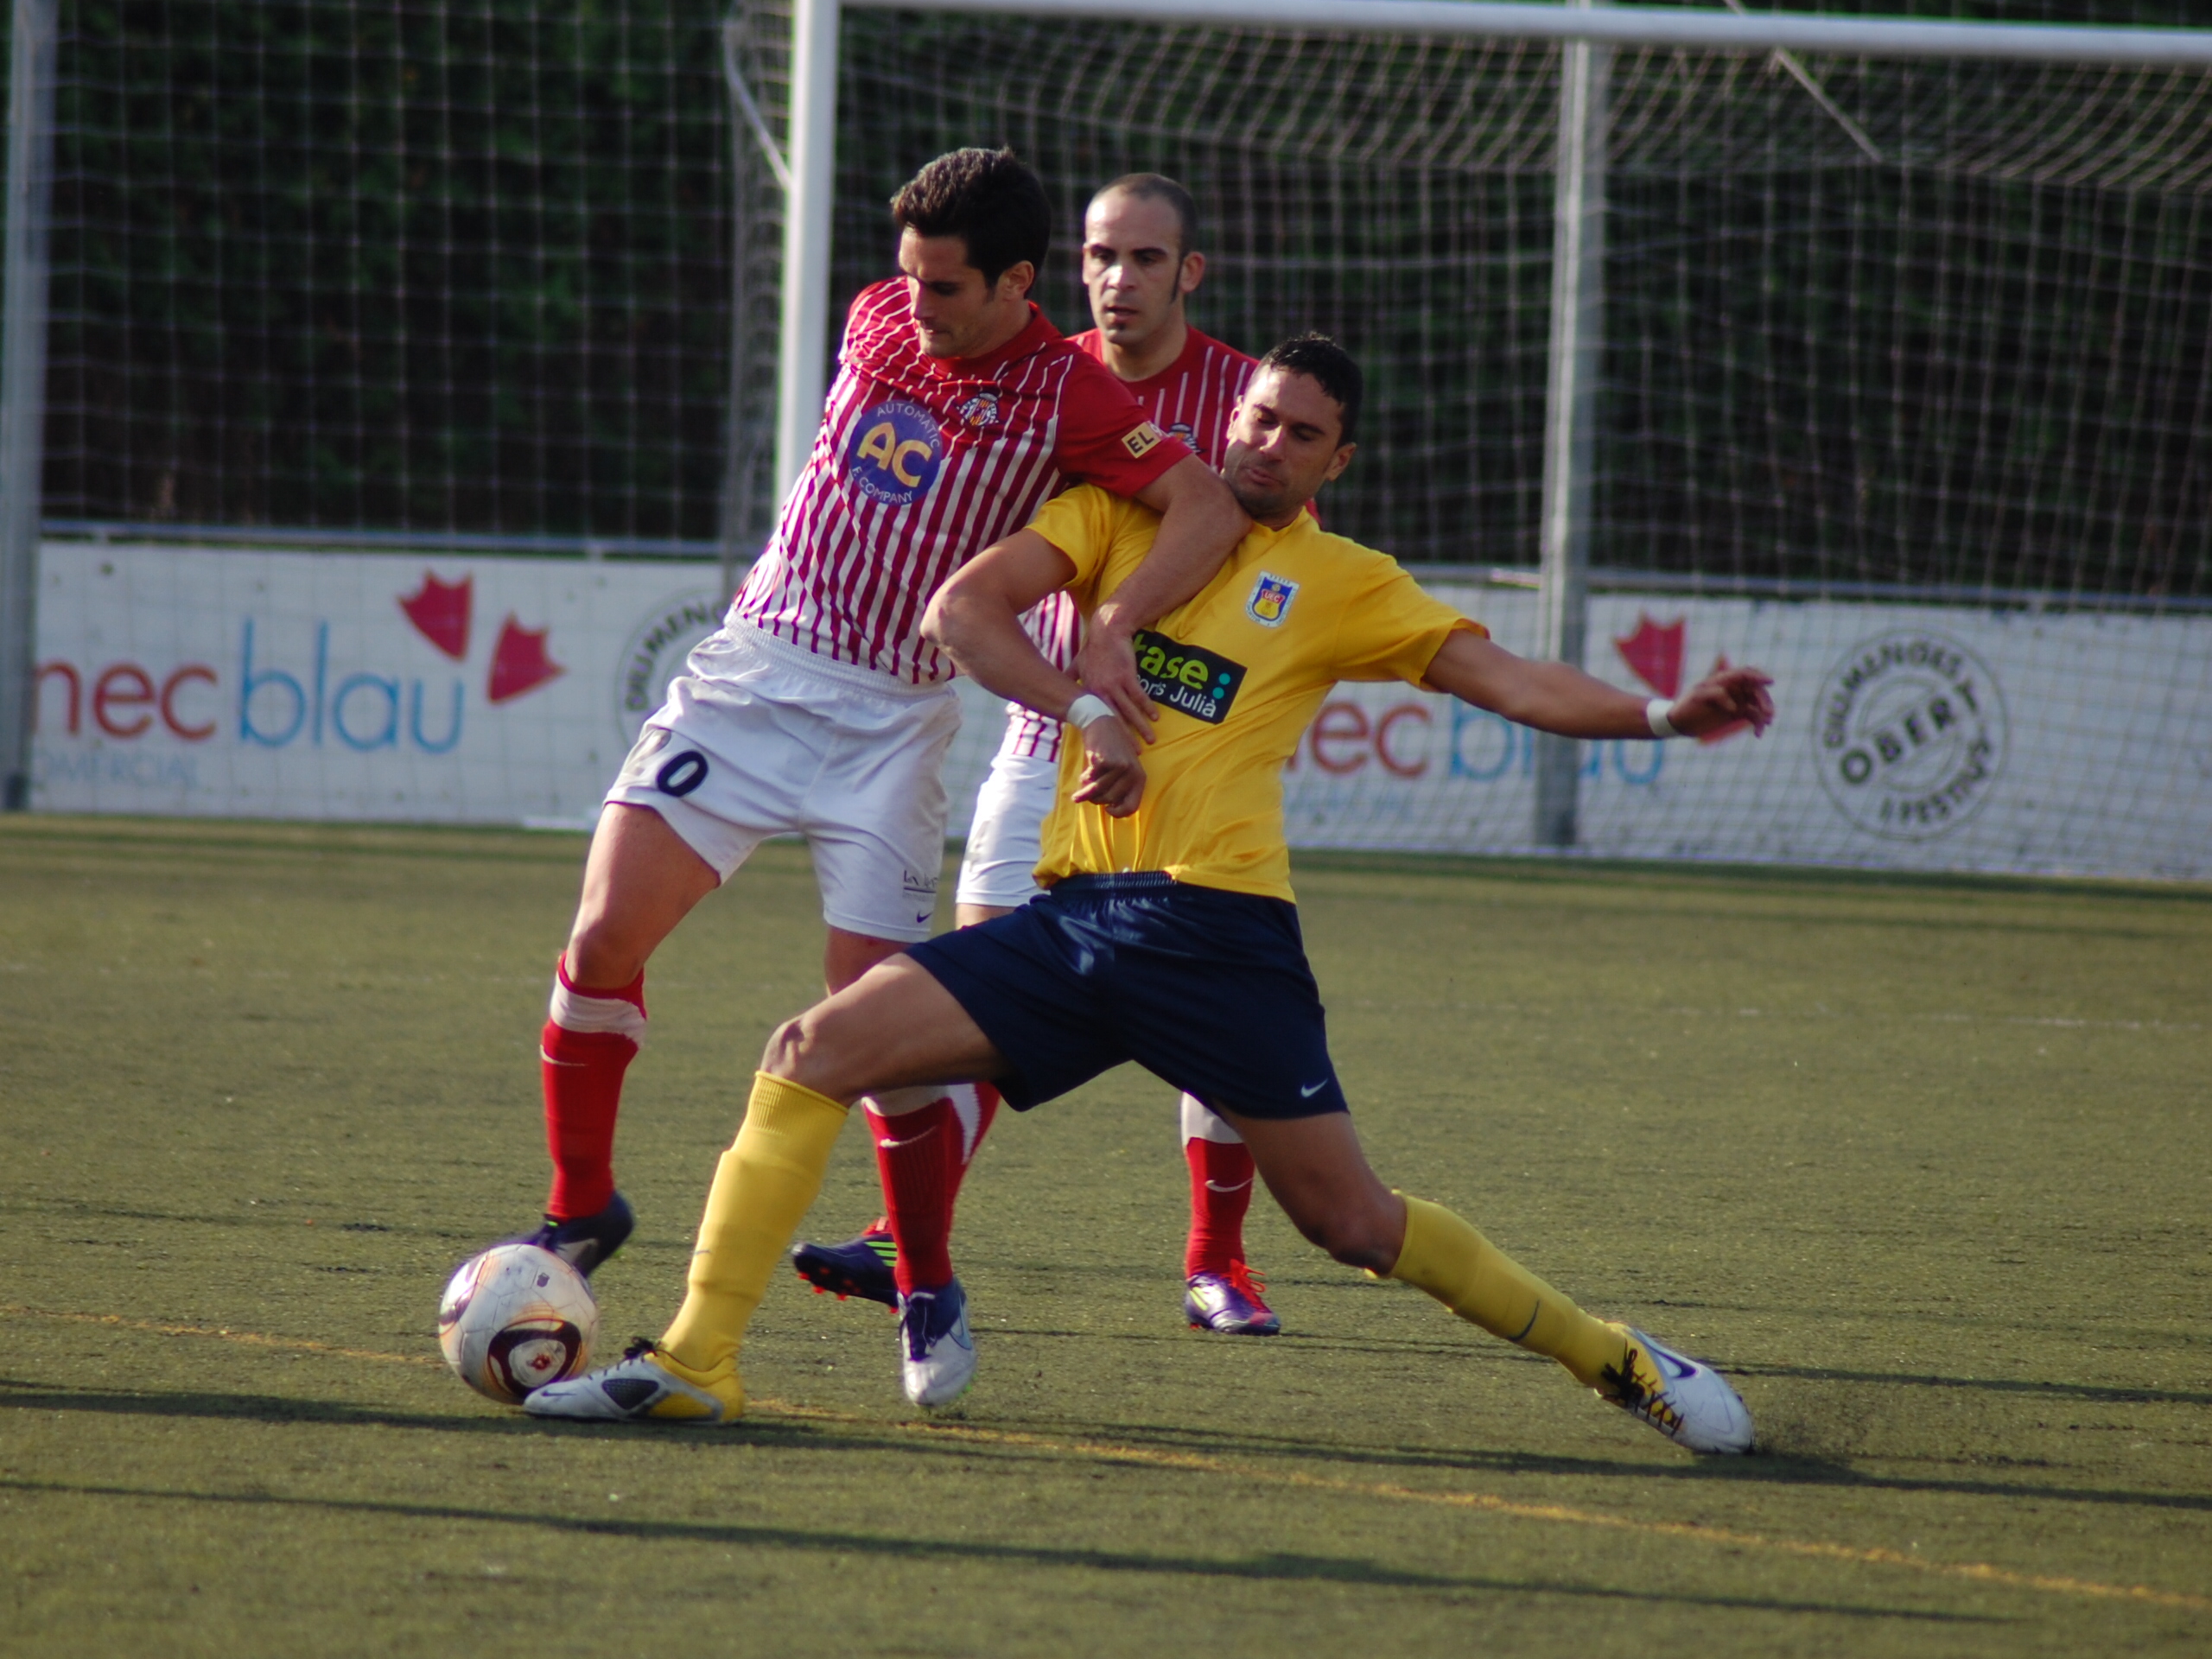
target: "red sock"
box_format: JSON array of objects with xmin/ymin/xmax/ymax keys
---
[
  {"xmin": 873, "ymin": 1096, "xmax": 958, "ymax": 1294},
  {"xmin": 1185, "ymin": 1136, "xmax": 1257, "ymax": 1279},
  {"xmin": 540, "ymin": 958, "xmax": 645, "ymax": 1221},
  {"xmin": 944, "ymin": 1082, "xmax": 1001, "ymax": 1202}
]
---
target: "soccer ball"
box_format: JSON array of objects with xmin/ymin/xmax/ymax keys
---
[{"xmin": 437, "ymin": 1243, "xmax": 600, "ymax": 1403}]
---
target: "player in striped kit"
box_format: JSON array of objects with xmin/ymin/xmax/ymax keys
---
[
  {"xmin": 791, "ymin": 175, "xmax": 1285, "ymax": 1337},
  {"xmin": 501, "ymin": 149, "xmax": 1249, "ymax": 1276}
]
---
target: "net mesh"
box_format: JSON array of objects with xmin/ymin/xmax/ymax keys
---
[
  {"xmin": 1600, "ymin": 52, "xmax": 2212, "ymax": 601},
  {"xmin": 801, "ymin": 7, "xmax": 2212, "ymax": 599},
  {"xmin": 26, "ymin": 0, "xmax": 2212, "ymax": 596},
  {"xmin": 777, "ymin": 2, "xmax": 2211, "ymax": 877},
  {"xmin": 15, "ymin": 1, "xmax": 2212, "ymax": 874},
  {"xmin": 41, "ymin": 0, "xmax": 736, "ymax": 542}
]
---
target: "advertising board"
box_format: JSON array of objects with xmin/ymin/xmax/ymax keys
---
[{"xmin": 31, "ymin": 546, "xmax": 2210, "ymax": 880}]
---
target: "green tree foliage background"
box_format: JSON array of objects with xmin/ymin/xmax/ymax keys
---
[
  {"xmin": 43, "ymin": 0, "xmax": 734, "ymax": 540},
  {"xmin": 11, "ymin": 0, "xmax": 2209, "ymax": 601}
]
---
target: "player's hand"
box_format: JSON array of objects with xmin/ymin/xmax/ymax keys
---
[
  {"xmin": 1071, "ymin": 715, "xmax": 1147, "ymax": 817},
  {"xmin": 1668, "ymin": 664, "xmax": 1777, "ymax": 738},
  {"xmin": 1075, "ymin": 612, "xmax": 1160, "ymax": 745}
]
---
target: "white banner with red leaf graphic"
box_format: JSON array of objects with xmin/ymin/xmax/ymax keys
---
[
  {"xmin": 1274, "ymin": 583, "xmax": 2211, "ymax": 880},
  {"xmin": 29, "ymin": 547, "xmax": 2212, "ymax": 880},
  {"xmin": 31, "ymin": 545, "xmax": 709, "ymax": 824}
]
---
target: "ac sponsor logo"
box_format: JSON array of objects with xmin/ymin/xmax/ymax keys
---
[
  {"xmin": 847, "ymin": 399, "xmax": 944, "ymax": 505},
  {"xmin": 1132, "ymin": 629, "xmax": 1245, "ymax": 725},
  {"xmin": 1815, "ymin": 629, "xmax": 2006, "ymax": 840},
  {"xmin": 615, "ymin": 590, "xmax": 725, "ymax": 746}
]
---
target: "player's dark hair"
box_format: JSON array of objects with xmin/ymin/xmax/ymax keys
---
[
  {"xmin": 891, "ymin": 148, "xmax": 1051, "ymax": 288},
  {"xmin": 1260, "ymin": 333, "xmax": 1363, "ymax": 445},
  {"xmin": 1094, "ymin": 172, "xmax": 1199, "ymax": 257}
]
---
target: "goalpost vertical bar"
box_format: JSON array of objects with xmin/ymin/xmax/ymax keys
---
[
  {"xmin": 1532, "ymin": 1, "xmax": 1608, "ymax": 849},
  {"xmin": 774, "ymin": 0, "xmax": 841, "ymax": 504},
  {"xmin": 0, "ymin": 0, "xmax": 58, "ymax": 811},
  {"xmin": 717, "ymin": 22, "xmax": 758, "ymax": 601}
]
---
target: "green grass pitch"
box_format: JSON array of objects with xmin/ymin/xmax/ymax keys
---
[{"xmin": 2, "ymin": 816, "xmax": 2207, "ymax": 1656}]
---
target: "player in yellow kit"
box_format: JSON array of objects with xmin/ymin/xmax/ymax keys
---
[{"xmin": 525, "ymin": 335, "xmax": 1774, "ymax": 1454}]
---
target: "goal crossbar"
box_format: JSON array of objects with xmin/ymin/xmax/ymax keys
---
[
  {"xmin": 774, "ymin": 0, "xmax": 2212, "ymax": 500},
  {"xmin": 838, "ymin": 0, "xmax": 2212, "ymax": 69}
]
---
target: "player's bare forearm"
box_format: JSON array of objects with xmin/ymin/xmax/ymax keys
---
[
  {"xmin": 925, "ymin": 530, "xmax": 1085, "ymax": 718},
  {"xmin": 1421, "ymin": 630, "xmax": 1775, "ymax": 740},
  {"xmin": 924, "ymin": 531, "xmax": 1147, "ymax": 814},
  {"xmin": 1079, "ymin": 455, "xmax": 1249, "ymax": 737}
]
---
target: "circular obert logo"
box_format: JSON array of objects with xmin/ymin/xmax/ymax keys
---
[
  {"xmin": 614, "ymin": 590, "xmax": 725, "ymax": 746},
  {"xmin": 846, "ymin": 399, "xmax": 944, "ymax": 506},
  {"xmin": 1815, "ymin": 629, "xmax": 2006, "ymax": 841}
]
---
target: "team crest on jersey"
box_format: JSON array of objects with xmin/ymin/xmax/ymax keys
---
[
  {"xmin": 955, "ymin": 390, "xmax": 1001, "ymax": 429},
  {"xmin": 846, "ymin": 399, "xmax": 944, "ymax": 506},
  {"xmin": 1166, "ymin": 422, "xmax": 1197, "ymax": 448},
  {"xmin": 1121, "ymin": 421, "xmax": 1165, "ymax": 460},
  {"xmin": 1246, "ymin": 572, "xmax": 1298, "ymax": 627}
]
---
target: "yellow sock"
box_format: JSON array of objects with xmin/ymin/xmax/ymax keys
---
[
  {"xmin": 658, "ymin": 1071, "xmax": 849, "ymax": 1378},
  {"xmin": 1386, "ymin": 1194, "xmax": 1628, "ymax": 1389}
]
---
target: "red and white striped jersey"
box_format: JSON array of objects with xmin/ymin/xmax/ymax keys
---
[
  {"xmin": 1071, "ymin": 325, "xmax": 1255, "ymax": 471},
  {"xmin": 1006, "ymin": 325, "xmax": 1257, "ymax": 760},
  {"xmin": 729, "ymin": 279, "xmax": 1191, "ymax": 686}
]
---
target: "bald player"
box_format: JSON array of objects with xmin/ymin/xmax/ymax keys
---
[{"xmin": 791, "ymin": 175, "xmax": 1281, "ymax": 1338}]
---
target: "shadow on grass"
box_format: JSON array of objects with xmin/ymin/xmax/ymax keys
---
[
  {"xmin": 0, "ymin": 1198, "xmax": 476, "ymax": 1241},
  {"xmin": 0, "ymin": 1377, "xmax": 870, "ymax": 1452},
  {"xmin": 984, "ymin": 1320, "xmax": 1497, "ymax": 1363},
  {"xmin": 0, "ymin": 1475, "xmax": 1999, "ymax": 1624},
  {"xmin": 1728, "ymin": 1362, "xmax": 2212, "ymax": 1408},
  {"xmin": 977, "ymin": 1329, "xmax": 2212, "ymax": 1421},
  {"xmin": 0, "ymin": 817, "xmax": 593, "ymax": 869},
  {"xmin": 8, "ymin": 1376, "xmax": 2207, "ymax": 1520},
  {"xmin": 1001, "ymin": 1412, "xmax": 2212, "ymax": 1516},
  {"xmin": 1288, "ymin": 848, "xmax": 2212, "ymax": 908}
]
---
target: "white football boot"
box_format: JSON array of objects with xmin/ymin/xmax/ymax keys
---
[
  {"xmin": 1597, "ymin": 1325, "xmax": 1754, "ymax": 1454},
  {"xmin": 898, "ymin": 1280, "xmax": 976, "ymax": 1408},
  {"xmin": 521, "ymin": 1338, "xmax": 742, "ymax": 1423}
]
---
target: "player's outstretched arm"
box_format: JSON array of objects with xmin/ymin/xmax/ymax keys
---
[
  {"xmin": 1421, "ymin": 630, "xmax": 1775, "ymax": 741},
  {"xmin": 925, "ymin": 531, "xmax": 1148, "ymax": 816},
  {"xmin": 1076, "ymin": 454, "xmax": 1249, "ymax": 740}
]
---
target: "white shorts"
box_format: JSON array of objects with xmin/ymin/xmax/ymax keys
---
[
  {"xmin": 606, "ymin": 624, "xmax": 961, "ymax": 943},
  {"xmin": 954, "ymin": 716, "xmax": 1060, "ymax": 910}
]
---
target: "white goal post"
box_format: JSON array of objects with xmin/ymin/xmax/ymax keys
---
[
  {"xmin": 772, "ymin": 1, "xmax": 2212, "ymax": 505},
  {"xmin": 760, "ymin": 0, "xmax": 2212, "ymax": 859}
]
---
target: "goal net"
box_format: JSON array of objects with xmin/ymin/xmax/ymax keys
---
[
  {"xmin": 38, "ymin": 0, "xmax": 738, "ymax": 546},
  {"xmin": 20, "ymin": 0, "xmax": 2212, "ymax": 876},
  {"xmin": 728, "ymin": 0, "xmax": 2212, "ymax": 878}
]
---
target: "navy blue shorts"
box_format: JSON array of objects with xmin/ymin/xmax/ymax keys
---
[{"xmin": 906, "ymin": 873, "xmax": 1349, "ymax": 1119}]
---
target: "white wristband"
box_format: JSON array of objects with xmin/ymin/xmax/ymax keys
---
[
  {"xmin": 1645, "ymin": 696, "xmax": 1680, "ymax": 740},
  {"xmin": 1065, "ymin": 693, "xmax": 1116, "ymax": 730}
]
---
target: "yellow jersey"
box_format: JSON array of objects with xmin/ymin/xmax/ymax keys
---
[{"xmin": 1032, "ymin": 485, "xmax": 1483, "ymax": 901}]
